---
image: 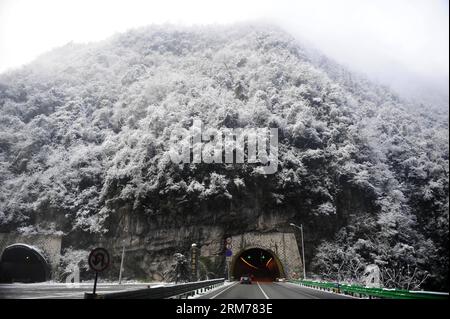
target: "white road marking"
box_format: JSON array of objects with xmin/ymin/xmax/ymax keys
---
[
  {"xmin": 210, "ymin": 282, "xmax": 239, "ymax": 299},
  {"xmin": 275, "ymin": 282, "xmax": 320, "ymax": 299},
  {"xmin": 257, "ymin": 282, "xmax": 270, "ymax": 299},
  {"xmin": 285, "ymin": 282, "xmax": 359, "ymax": 299}
]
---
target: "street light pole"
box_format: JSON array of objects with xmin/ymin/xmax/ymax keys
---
[
  {"xmin": 300, "ymin": 225, "xmax": 306, "ymax": 280},
  {"xmin": 290, "ymin": 223, "xmax": 306, "ymax": 280},
  {"xmin": 118, "ymin": 240, "xmax": 125, "ymax": 284}
]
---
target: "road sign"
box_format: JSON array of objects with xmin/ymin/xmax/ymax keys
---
[
  {"xmin": 88, "ymin": 247, "xmax": 110, "ymax": 296},
  {"xmin": 88, "ymin": 247, "xmax": 110, "ymax": 272},
  {"xmin": 226, "ymin": 237, "xmax": 232, "ymax": 244},
  {"xmin": 225, "ymin": 249, "xmax": 232, "ymax": 257}
]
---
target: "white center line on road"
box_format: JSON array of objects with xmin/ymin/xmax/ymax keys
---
[
  {"xmin": 256, "ymin": 282, "xmax": 270, "ymax": 299},
  {"xmin": 210, "ymin": 282, "xmax": 239, "ymax": 299}
]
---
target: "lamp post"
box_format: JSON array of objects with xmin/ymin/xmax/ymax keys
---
[
  {"xmin": 290, "ymin": 223, "xmax": 306, "ymax": 280},
  {"xmin": 118, "ymin": 239, "xmax": 125, "ymax": 284}
]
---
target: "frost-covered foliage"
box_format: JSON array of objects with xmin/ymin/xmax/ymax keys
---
[
  {"xmin": 164, "ymin": 253, "xmax": 191, "ymax": 283},
  {"xmin": 0, "ymin": 24, "xmax": 447, "ymax": 290},
  {"xmin": 58, "ymin": 247, "xmax": 90, "ymax": 280}
]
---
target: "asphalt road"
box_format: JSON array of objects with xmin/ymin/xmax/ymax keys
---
[
  {"xmin": 0, "ymin": 281, "xmax": 354, "ymax": 299},
  {"xmin": 199, "ymin": 281, "xmax": 354, "ymax": 299},
  {"xmin": 0, "ymin": 282, "xmax": 160, "ymax": 299}
]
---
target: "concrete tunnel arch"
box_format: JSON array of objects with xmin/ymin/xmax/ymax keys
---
[
  {"xmin": 0, "ymin": 243, "xmax": 50, "ymax": 283},
  {"xmin": 230, "ymin": 247, "xmax": 285, "ymax": 282}
]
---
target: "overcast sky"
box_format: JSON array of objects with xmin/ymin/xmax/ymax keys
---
[{"xmin": 0, "ymin": 0, "xmax": 448, "ymax": 101}]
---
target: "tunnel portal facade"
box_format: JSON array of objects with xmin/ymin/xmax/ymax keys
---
[
  {"xmin": 228, "ymin": 232, "xmax": 303, "ymax": 281},
  {"xmin": 0, "ymin": 244, "xmax": 50, "ymax": 283},
  {"xmin": 0, "ymin": 233, "xmax": 62, "ymax": 283}
]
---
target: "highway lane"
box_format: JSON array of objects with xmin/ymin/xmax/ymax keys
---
[
  {"xmin": 0, "ymin": 282, "xmax": 161, "ymax": 299},
  {"xmin": 1, "ymin": 281, "xmax": 355, "ymax": 299},
  {"xmin": 199, "ymin": 281, "xmax": 354, "ymax": 299}
]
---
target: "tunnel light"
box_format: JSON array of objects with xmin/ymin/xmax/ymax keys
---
[{"xmin": 240, "ymin": 257, "xmax": 258, "ymax": 269}]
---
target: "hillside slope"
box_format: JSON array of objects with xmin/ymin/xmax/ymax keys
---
[{"xmin": 0, "ymin": 24, "xmax": 448, "ymax": 290}]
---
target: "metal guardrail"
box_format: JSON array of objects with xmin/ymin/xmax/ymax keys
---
[
  {"xmin": 290, "ymin": 280, "xmax": 449, "ymax": 300},
  {"xmin": 84, "ymin": 278, "xmax": 225, "ymax": 299}
]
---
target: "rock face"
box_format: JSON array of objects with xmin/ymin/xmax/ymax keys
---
[
  {"xmin": 0, "ymin": 24, "xmax": 448, "ymax": 289},
  {"xmin": 76, "ymin": 185, "xmax": 375, "ymax": 281}
]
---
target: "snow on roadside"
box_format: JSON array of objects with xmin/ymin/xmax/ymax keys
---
[{"xmin": 0, "ymin": 280, "xmax": 166, "ymax": 287}]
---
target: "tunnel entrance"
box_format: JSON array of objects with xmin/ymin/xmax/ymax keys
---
[
  {"xmin": 0, "ymin": 244, "xmax": 50, "ymax": 283},
  {"xmin": 232, "ymin": 248, "xmax": 284, "ymax": 282}
]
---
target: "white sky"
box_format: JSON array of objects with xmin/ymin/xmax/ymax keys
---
[{"xmin": 0, "ymin": 0, "xmax": 448, "ymax": 98}]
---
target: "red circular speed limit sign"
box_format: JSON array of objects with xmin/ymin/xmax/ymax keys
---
[{"xmin": 88, "ymin": 247, "xmax": 110, "ymax": 272}]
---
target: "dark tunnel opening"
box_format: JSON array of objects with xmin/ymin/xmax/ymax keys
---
[
  {"xmin": 232, "ymin": 248, "xmax": 283, "ymax": 282},
  {"xmin": 0, "ymin": 244, "xmax": 49, "ymax": 283}
]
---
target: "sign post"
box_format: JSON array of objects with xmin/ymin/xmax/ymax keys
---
[
  {"xmin": 225, "ymin": 237, "xmax": 232, "ymax": 281},
  {"xmin": 88, "ymin": 247, "xmax": 110, "ymax": 296},
  {"xmin": 118, "ymin": 240, "xmax": 125, "ymax": 284},
  {"xmin": 190, "ymin": 243, "xmax": 199, "ymax": 282}
]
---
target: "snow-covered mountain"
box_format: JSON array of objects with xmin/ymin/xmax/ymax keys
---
[{"xmin": 0, "ymin": 24, "xmax": 447, "ymax": 290}]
